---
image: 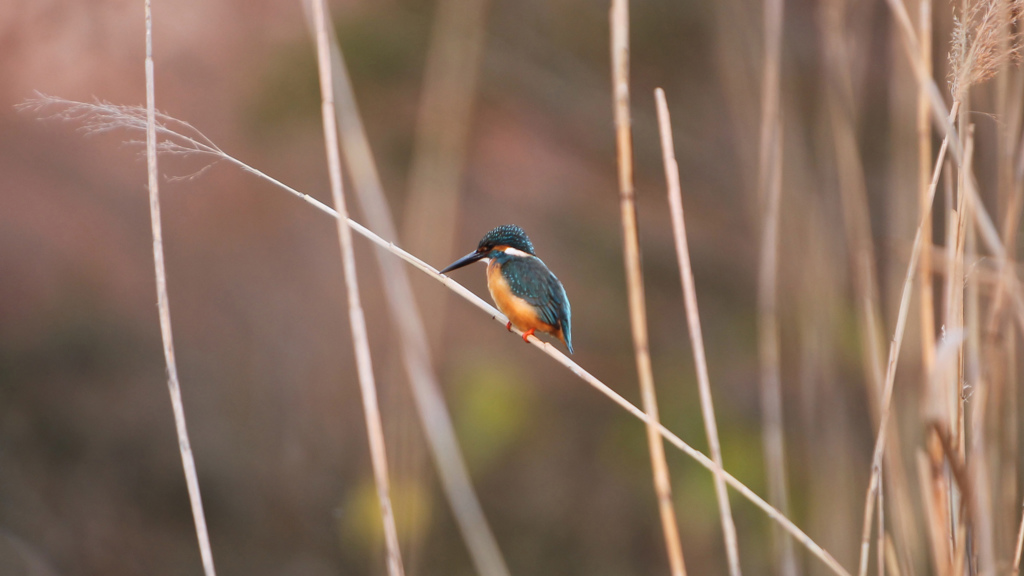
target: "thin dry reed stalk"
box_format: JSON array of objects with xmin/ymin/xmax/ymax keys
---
[
  {"xmin": 856, "ymin": 103, "xmax": 959, "ymax": 576},
  {"xmin": 402, "ymin": 0, "xmax": 489, "ymax": 338},
  {"xmin": 610, "ymin": 3, "xmax": 687, "ymax": 575},
  {"xmin": 960, "ymin": 122, "xmax": 997, "ymax": 576},
  {"xmin": 877, "ymin": 5, "xmax": 1024, "ymax": 568},
  {"xmin": 1002, "ymin": 325, "xmax": 1019, "ymax": 557},
  {"xmin": 143, "ymin": 3, "xmax": 216, "ymax": 575},
  {"xmin": 310, "ymin": 0, "xmax": 404, "ymax": 573},
  {"xmin": 966, "ymin": 181, "xmax": 1024, "ymax": 337},
  {"xmin": 985, "ymin": 7, "xmax": 1024, "ymax": 336},
  {"xmin": 966, "ymin": 242, "xmax": 996, "ymax": 576},
  {"xmin": 821, "ymin": 0, "xmax": 926, "ymax": 569},
  {"xmin": 877, "ymin": 478, "xmax": 884, "ymax": 576},
  {"xmin": 962, "ymin": 340, "xmax": 995, "ymax": 573},
  {"xmin": 882, "ymin": 0, "xmax": 963, "ymax": 161},
  {"xmin": 21, "ymin": 95, "xmax": 854, "ymax": 576},
  {"xmin": 917, "ymin": 450, "xmax": 951, "ymax": 576},
  {"xmin": 918, "ymin": 0, "xmax": 935, "ymax": 400},
  {"xmin": 984, "ymin": 15, "xmax": 1024, "ymax": 560},
  {"xmin": 822, "ymin": 0, "xmax": 885, "ymax": 410},
  {"xmin": 655, "ymin": 88, "xmax": 742, "ymax": 576},
  {"xmin": 1015, "ymin": 504, "xmax": 1024, "ymax": 572},
  {"xmin": 756, "ymin": 0, "xmax": 797, "ymax": 573},
  {"xmin": 987, "ymin": 11, "xmax": 1024, "ymax": 555},
  {"xmin": 884, "ymin": 535, "xmax": 902, "ymax": 576},
  {"xmin": 914, "ymin": 4, "xmax": 953, "ymax": 572},
  {"xmin": 1008, "ymin": 325, "xmax": 1020, "ymax": 556},
  {"xmin": 942, "ymin": 163, "xmax": 963, "ymax": 454},
  {"xmin": 315, "ymin": 13, "xmax": 510, "ymax": 576}
]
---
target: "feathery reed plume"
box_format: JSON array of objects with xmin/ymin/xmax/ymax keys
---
[
  {"xmin": 20, "ymin": 95, "xmax": 855, "ymax": 576},
  {"xmin": 949, "ymin": 0, "xmax": 1024, "ymax": 101},
  {"xmin": 143, "ymin": 2, "xmax": 216, "ymax": 574},
  {"xmin": 656, "ymin": 88, "xmax": 742, "ymax": 576},
  {"xmin": 610, "ymin": 3, "xmax": 688, "ymax": 575},
  {"xmin": 310, "ymin": 0, "xmax": 404, "ymax": 572}
]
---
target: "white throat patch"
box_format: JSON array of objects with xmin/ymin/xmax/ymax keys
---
[{"xmin": 503, "ymin": 247, "xmax": 532, "ymax": 258}]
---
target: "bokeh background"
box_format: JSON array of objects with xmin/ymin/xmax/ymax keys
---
[{"xmin": 2, "ymin": 0, "xmax": 1020, "ymax": 575}]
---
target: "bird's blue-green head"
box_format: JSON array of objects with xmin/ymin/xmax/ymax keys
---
[
  {"xmin": 441, "ymin": 225, "xmax": 536, "ymax": 273},
  {"xmin": 476, "ymin": 225, "xmax": 535, "ymax": 256}
]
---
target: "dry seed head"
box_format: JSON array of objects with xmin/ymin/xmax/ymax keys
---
[{"xmin": 949, "ymin": 0, "xmax": 1024, "ymax": 100}]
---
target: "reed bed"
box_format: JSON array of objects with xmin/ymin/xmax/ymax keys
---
[{"xmin": 13, "ymin": 0, "xmax": 1024, "ymax": 573}]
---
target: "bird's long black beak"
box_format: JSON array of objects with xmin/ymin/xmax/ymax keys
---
[{"xmin": 440, "ymin": 250, "xmax": 485, "ymax": 274}]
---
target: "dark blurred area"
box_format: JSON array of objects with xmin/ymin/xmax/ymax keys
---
[{"xmin": 0, "ymin": 0, "xmax": 976, "ymax": 574}]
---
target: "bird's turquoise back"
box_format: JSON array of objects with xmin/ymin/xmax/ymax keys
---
[{"xmin": 494, "ymin": 252, "xmax": 573, "ymax": 353}]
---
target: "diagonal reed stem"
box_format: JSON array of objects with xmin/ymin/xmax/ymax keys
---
[
  {"xmin": 610, "ymin": 3, "xmax": 687, "ymax": 575},
  {"xmin": 143, "ymin": 3, "xmax": 216, "ymax": 575},
  {"xmin": 655, "ymin": 88, "xmax": 742, "ymax": 576},
  {"xmin": 309, "ymin": 1, "xmax": 404, "ymax": 574}
]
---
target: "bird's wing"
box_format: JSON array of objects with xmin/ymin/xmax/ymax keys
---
[{"xmin": 501, "ymin": 257, "xmax": 570, "ymax": 329}]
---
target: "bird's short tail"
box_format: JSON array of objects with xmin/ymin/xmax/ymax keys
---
[{"xmin": 561, "ymin": 319, "xmax": 573, "ymax": 354}]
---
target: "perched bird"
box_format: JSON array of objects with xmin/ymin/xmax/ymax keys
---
[{"xmin": 441, "ymin": 225, "xmax": 574, "ymax": 354}]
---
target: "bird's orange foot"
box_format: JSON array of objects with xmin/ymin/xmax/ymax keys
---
[
  {"xmin": 521, "ymin": 328, "xmax": 536, "ymax": 343},
  {"xmin": 506, "ymin": 322, "xmax": 513, "ymax": 332}
]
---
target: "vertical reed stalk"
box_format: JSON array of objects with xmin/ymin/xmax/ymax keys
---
[
  {"xmin": 310, "ymin": 1, "xmax": 404, "ymax": 573},
  {"xmin": 881, "ymin": 0, "xmax": 964, "ymax": 173},
  {"xmin": 756, "ymin": 0, "xmax": 797, "ymax": 573},
  {"xmin": 915, "ymin": 4, "xmax": 954, "ymax": 572},
  {"xmin": 877, "ymin": 471, "xmax": 885, "ymax": 576},
  {"xmin": 965, "ymin": 213, "xmax": 995, "ymax": 576},
  {"xmin": 144, "ymin": 3, "xmax": 216, "ymax": 575},
  {"xmin": 917, "ymin": 449, "xmax": 952, "ymax": 576},
  {"xmin": 317, "ymin": 17, "xmax": 510, "ymax": 576},
  {"xmin": 1015, "ymin": 502, "xmax": 1024, "ymax": 572},
  {"xmin": 820, "ymin": 3, "xmax": 922, "ymax": 568},
  {"xmin": 984, "ymin": 9, "xmax": 1024, "ymax": 557},
  {"xmin": 986, "ymin": 5, "xmax": 1024, "ymax": 335},
  {"xmin": 952, "ymin": 113, "xmax": 969, "ymax": 459},
  {"xmin": 1006, "ymin": 327, "xmax": 1020, "ymax": 560},
  {"xmin": 856, "ymin": 102, "xmax": 959, "ymax": 576},
  {"xmin": 918, "ymin": 0, "xmax": 935, "ymax": 393},
  {"xmin": 610, "ymin": 3, "xmax": 687, "ymax": 575},
  {"xmin": 655, "ymin": 88, "xmax": 742, "ymax": 576},
  {"xmin": 402, "ymin": 0, "xmax": 489, "ymax": 338}
]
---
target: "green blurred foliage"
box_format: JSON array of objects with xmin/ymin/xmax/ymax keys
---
[{"xmin": 452, "ymin": 357, "xmax": 535, "ymax": 473}]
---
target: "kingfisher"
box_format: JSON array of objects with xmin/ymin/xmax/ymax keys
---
[{"xmin": 441, "ymin": 225, "xmax": 574, "ymax": 354}]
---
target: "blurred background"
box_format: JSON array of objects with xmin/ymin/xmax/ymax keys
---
[{"xmin": 1, "ymin": 0, "xmax": 1020, "ymax": 574}]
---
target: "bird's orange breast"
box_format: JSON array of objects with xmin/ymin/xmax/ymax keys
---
[{"xmin": 486, "ymin": 260, "xmax": 564, "ymax": 342}]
